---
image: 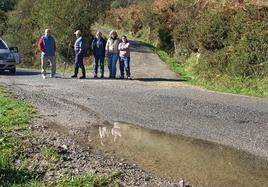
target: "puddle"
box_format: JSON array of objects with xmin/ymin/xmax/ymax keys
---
[{"xmin": 82, "ymin": 122, "xmax": 268, "ymax": 187}]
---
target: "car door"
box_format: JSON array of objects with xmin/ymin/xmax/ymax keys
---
[{"xmin": 9, "ymin": 47, "xmax": 20, "ymax": 64}]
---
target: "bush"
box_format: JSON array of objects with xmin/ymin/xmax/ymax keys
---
[
  {"xmin": 199, "ymin": 10, "xmax": 229, "ymax": 51},
  {"xmin": 193, "ymin": 5, "xmax": 268, "ymax": 81},
  {"xmin": 5, "ymin": 0, "xmax": 113, "ymax": 66}
]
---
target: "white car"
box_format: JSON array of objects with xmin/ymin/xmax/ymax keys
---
[{"xmin": 0, "ymin": 38, "xmax": 20, "ymax": 74}]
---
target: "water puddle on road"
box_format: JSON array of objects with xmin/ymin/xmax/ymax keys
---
[{"xmin": 82, "ymin": 122, "xmax": 268, "ymax": 187}]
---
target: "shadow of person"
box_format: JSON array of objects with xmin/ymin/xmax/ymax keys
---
[
  {"xmin": 0, "ymin": 69, "xmax": 41, "ymax": 76},
  {"xmin": 135, "ymin": 78, "xmax": 189, "ymax": 82}
]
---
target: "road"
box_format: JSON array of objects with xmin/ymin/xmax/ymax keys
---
[{"xmin": 1, "ymin": 39, "xmax": 268, "ymax": 158}]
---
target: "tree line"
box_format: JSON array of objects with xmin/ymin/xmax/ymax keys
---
[
  {"xmin": 2, "ymin": 0, "xmax": 113, "ymax": 66},
  {"xmin": 105, "ymin": 0, "xmax": 268, "ymax": 96}
]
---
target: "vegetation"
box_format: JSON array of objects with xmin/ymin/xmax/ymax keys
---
[
  {"xmin": 2, "ymin": 0, "xmax": 268, "ymax": 96},
  {"xmin": 0, "ymin": 87, "xmax": 119, "ymax": 186},
  {"xmin": 104, "ymin": 0, "xmax": 268, "ymax": 97},
  {"xmin": 57, "ymin": 175, "xmax": 119, "ymax": 187},
  {"xmin": 0, "ymin": 87, "xmax": 38, "ymax": 187},
  {"xmin": 0, "ymin": 0, "xmax": 16, "ymax": 35},
  {"xmin": 3, "ymin": 0, "xmax": 113, "ymax": 67}
]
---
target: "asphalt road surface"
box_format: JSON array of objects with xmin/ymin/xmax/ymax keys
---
[{"xmin": 1, "ymin": 39, "xmax": 268, "ymax": 158}]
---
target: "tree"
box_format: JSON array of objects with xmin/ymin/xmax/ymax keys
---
[
  {"xmin": 5, "ymin": 0, "xmax": 114, "ymax": 65},
  {"xmin": 0, "ymin": 0, "xmax": 16, "ymax": 12}
]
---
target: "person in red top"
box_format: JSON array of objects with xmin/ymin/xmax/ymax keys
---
[{"xmin": 38, "ymin": 29, "xmax": 56, "ymax": 79}]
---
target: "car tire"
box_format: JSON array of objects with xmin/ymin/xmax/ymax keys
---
[{"xmin": 9, "ymin": 67, "xmax": 16, "ymax": 75}]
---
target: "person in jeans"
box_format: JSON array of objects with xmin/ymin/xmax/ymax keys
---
[
  {"xmin": 105, "ymin": 30, "xmax": 120, "ymax": 79},
  {"xmin": 92, "ymin": 31, "xmax": 106, "ymax": 78},
  {"xmin": 72, "ymin": 30, "xmax": 86, "ymax": 79},
  {"xmin": 38, "ymin": 29, "xmax": 56, "ymax": 79},
  {"xmin": 118, "ymin": 35, "xmax": 131, "ymax": 80}
]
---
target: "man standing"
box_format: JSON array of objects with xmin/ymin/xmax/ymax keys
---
[
  {"xmin": 92, "ymin": 31, "xmax": 106, "ymax": 78},
  {"xmin": 72, "ymin": 30, "xmax": 86, "ymax": 79},
  {"xmin": 38, "ymin": 29, "xmax": 57, "ymax": 79}
]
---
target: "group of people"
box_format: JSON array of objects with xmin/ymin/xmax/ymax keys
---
[{"xmin": 38, "ymin": 29, "xmax": 131, "ymax": 80}]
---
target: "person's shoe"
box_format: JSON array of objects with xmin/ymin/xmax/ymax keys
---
[
  {"xmin": 94, "ymin": 75, "xmax": 98, "ymax": 79},
  {"xmin": 120, "ymin": 76, "xmax": 124, "ymax": 79},
  {"xmin": 42, "ymin": 75, "xmax": 47, "ymax": 79},
  {"xmin": 100, "ymin": 74, "xmax": 104, "ymax": 79},
  {"xmin": 71, "ymin": 75, "xmax": 77, "ymax": 78},
  {"xmin": 79, "ymin": 76, "xmax": 86, "ymax": 79},
  {"xmin": 127, "ymin": 76, "xmax": 132, "ymax": 80},
  {"xmin": 50, "ymin": 74, "xmax": 55, "ymax": 78}
]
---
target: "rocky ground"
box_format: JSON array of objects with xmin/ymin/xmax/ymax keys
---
[{"xmin": 16, "ymin": 116, "xmax": 191, "ymax": 187}]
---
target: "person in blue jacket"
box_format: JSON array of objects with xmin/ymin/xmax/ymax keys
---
[
  {"xmin": 91, "ymin": 31, "xmax": 106, "ymax": 78},
  {"xmin": 38, "ymin": 29, "xmax": 57, "ymax": 79},
  {"xmin": 72, "ymin": 30, "xmax": 86, "ymax": 79}
]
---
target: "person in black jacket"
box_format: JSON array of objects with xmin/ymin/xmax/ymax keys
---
[{"xmin": 92, "ymin": 31, "xmax": 106, "ymax": 78}]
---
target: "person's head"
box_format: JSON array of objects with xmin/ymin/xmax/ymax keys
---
[
  {"xmin": 96, "ymin": 31, "xmax": 102, "ymax": 39},
  {"xmin": 45, "ymin": 29, "xmax": 51, "ymax": 36},
  {"xmin": 74, "ymin": 30, "xmax": 82, "ymax": 38},
  {"xmin": 122, "ymin": 35, "xmax": 128, "ymax": 43},
  {"xmin": 109, "ymin": 30, "xmax": 118, "ymax": 39}
]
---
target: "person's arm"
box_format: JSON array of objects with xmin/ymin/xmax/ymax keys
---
[
  {"xmin": 118, "ymin": 43, "xmax": 124, "ymax": 51},
  {"xmin": 105, "ymin": 40, "xmax": 109, "ymax": 56},
  {"xmin": 91, "ymin": 39, "xmax": 95, "ymax": 51},
  {"xmin": 79, "ymin": 39, "xmax": 84, "ymax": 54},
  {"xmin": 119, "ymin": 42, "xmax": 129, "ymax": 51},
  {"xmin": 125, "ymin": 42, "xmax": 130, "ymax": 50},
  {"xmin": 38, "ymin": 37, "xmax": 45, "ymax": 52}
]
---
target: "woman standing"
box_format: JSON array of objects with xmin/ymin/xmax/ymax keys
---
[
  {"xmin": 92, "ymin": 31, "xmax": 106, "ymax": 78},
  {"xmin": 105, "ymin": 30, "xmax": 120, "ymax": 79},
  {"xmin": 118, "ymin": 35, "xmax": 131, "ymax": 80}
]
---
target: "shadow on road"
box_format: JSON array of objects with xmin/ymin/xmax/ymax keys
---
[
  {"xmin": 135, "ymin": 78, "xmax": 188, "ymax": 82},
  {"xmin": 0, "ymin": 70, "xmax": 40, "ymax": 76},
  {"xmin": 129, "ymin": 40, "xmax": 152, "ymax": 54}
]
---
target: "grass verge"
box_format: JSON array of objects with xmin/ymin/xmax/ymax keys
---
[
  {"xmin": 0, "ymin": 86, "xmax": 39, "ymax": 187},
  {"xmin": 0, "ymin": 86, "xmax": 118, "ymax": 186}
]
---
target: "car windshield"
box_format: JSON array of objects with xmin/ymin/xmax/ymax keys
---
[{"xmin": 0, "ymin": 40, "xmax": 8, "ymax": 49}]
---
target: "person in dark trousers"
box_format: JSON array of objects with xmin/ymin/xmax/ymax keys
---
[
  {"xmin": 38, "ymin": 29, "xmax": 57, "ymax": 79},
  {"xmin": 91, "ymin": 31, "xmax": 106, "ymax": 78},
  {"xmin": 72, "ymin": 30, "xmax": 86, "ymax": 79},
  {"xmin": 118, "ymin": 35, "xmax": 131, "ymax": 79}
]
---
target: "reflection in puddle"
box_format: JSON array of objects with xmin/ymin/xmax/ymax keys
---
[{"xmin": 86, "ymin": 122, "xmax": 268, "ymax": 187}]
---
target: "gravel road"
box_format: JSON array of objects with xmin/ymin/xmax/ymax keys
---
[{"xmin": 0, "ymin": 40, "xmax": 268, "ymax": 160}]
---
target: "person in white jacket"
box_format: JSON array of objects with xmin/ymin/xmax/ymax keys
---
[{"xmin": 105, "ymin": 30, "xmax": 120, "ymax": 79}]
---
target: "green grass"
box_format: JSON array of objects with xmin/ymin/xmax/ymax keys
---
[
  {"xmin": 94, "ymin": 23, "xmax": 267, "ymax": 98},
  {"xmin": 192, "ymin": 77, "xmax": 268, "ymax": 97},
  {"xmin": 41, "ymin": 147, "xmax": 61, "ymax": 162},
  {"xmin": 148, "ymin": 45, "xmax": 192, "ymax": 81},
  {"xmin": 0, "ymin": 89, "xmax": 34, "ymax": 129},
  {"xmin": 0, "ymin": 87, "xmax": 39, "ymax": 187},
  {"xmin": 57, "ymin": 174, "xmax": 120, "ymax": 187},
  {"xmin": 0, "ymin": 87, "xmax": 118, "ymax": 186}
]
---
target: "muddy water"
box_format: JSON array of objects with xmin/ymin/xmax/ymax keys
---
[{"xmin": 83, "ymin": 122, "xmax": 268, "ymax": 187}]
